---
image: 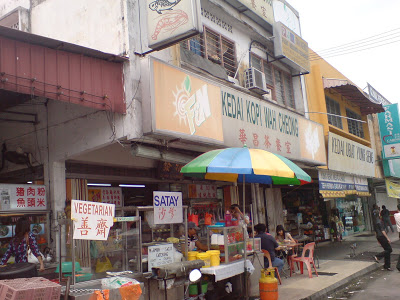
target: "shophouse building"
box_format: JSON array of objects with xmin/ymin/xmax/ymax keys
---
[
  {"xmin": 0, "ymin": 0, "xmax": 327, "ymax": 291},
  {"xmin": 304, "ymin": 50, "xmax": 384, "ymax": 238}
]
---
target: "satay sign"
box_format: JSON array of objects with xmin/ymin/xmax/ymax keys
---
[
  {"xmin": 71, "ymin": 200, "xmax": 115, "ymax": 241},
  {"xmin": 153, "ymin": 191, "xmax": 183, "ymax": 224}
]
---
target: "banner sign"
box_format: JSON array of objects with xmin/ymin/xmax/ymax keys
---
[
  {"xmin": 328, "ymin": 132, "xmax": 375, "ymax": 177},
  {"xmin": 318, "ymin": 170, "xmax": 355, "ymax": 192},
  {"xmin": 367, "ymin": 83, "xmax": 391, "ymax": 105},
  {"xmin": 383, "ymin": 158, "xmax": 400, "ymax": 178},
  {"xmin": 153, "ymin": 191, "xmax": 183, "ymax": 224},
  {"xmin": 148, "ymin": 243, "xmax": 174, "ymax": 269},
  {"xmin": 0, "ymin": 184, "xmax": 46, "ymax": 211},
  {"xmin": 377, "ymin": 103, "xmax": 400, "ymax": 159},
  {"xmin": 385, "ymin": 179, "xmax": 400, "ymax": 198},
  {"xmin": 71, "ymin": 200, "xmax": 115, "ymax": 240},
  {"xmin": 88, "ymin": 187, "xmax": 123, "ymax": 207},
  {"xmin": 146, "ymin": 0, "xmax": 202, "ymax": 49},
  {"xmin": 273, "ymin": 22, "xmax": 310, "ymax": 73}
]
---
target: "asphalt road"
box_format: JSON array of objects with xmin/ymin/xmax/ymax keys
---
[{"xmin": 327, "ymin": 265, "xmax": 400, "ymax": 299}]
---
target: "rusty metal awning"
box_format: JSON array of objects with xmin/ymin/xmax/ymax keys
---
[{"xmin": 323, "ymin": 78, "xmax": 384, "ymax": 115}]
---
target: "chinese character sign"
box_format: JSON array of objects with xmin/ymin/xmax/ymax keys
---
[
  {"xmin": 71, "ymin": 200, "xmax": 115, "ymax": 241},
  {"xmin": 0, "ymin": 184, "xmax": 46, "ymax": 211},
  {"xmin": 153, "ymin": 191, "xmax": 182, "ymax": 224},
  {"xmin": 88, "ymin": 187, "xmax": 123, "ymax": 207},
  {"xmin": 188, "ymin": 184, "xmax": 217, "ymax": 199}
]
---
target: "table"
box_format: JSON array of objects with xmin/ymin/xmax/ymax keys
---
[
  {"xmin": 278, "ymin": 243, "xmax": 303, "ymax": 277},
  {"xmin": 0, "ymin": 262, "xmax": 37, "ymax": 279},
  {"xmin": 200, "ymin": 259, "xmax": 254, "ymax": 282}
]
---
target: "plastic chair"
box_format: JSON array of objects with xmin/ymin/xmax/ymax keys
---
[
  {"xmin": 290, "ymin": 242, "xmax": 318, "ymax": 278},
  {"xmin": 261, "ymin": 250, "xmax": 282, "ymax": 285}
]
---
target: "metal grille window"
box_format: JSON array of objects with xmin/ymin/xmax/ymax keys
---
[
  {"xmin": 346, "ymin": 109, "xmax": 364, "ymax": 138},
  {"xmin": 326, "ymin": 97, "xmax": 343, "ymax": 129},
  {"xmin": 180, "ymin": 28, "xmax": 236, "ymax": 77},
  {"xmin": 249, "ymin": 54, "xmax": 294, "ymax": 108}
]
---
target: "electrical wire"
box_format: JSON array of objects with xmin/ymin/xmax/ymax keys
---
[{"xmin": 309, "ymin": 27, "xmax": 400, "ymax": 57}]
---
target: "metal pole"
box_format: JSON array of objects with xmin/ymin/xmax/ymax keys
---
[
  {"xmin": 243, "ymin": 174, "xmax": 248, "ymax": 300},
  {"xmin": 184, "ymin": 207, "xmax": 188, "ymax": 260},
  {"xmin": 71, "ymin": 220, "xmax": 76, "ymax": 286}
]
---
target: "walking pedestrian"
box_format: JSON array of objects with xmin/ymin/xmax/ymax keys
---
[
  {"xmin": 394, "ymin": 204, "xmax": 400, "ymax": 272},
  {"xmin": 380, "ymin": 205, "xmax": 394, "ymax": 233},
  {"xmin": 372, "ymin": 204, "xmax": 393, "ymax": 271}
]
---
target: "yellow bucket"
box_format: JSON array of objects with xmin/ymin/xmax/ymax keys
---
[
  {"xmin": 197, "ymin": 252, "xmax": 211, "ymax": 268},
  {"xmin": 188, "ymin": 251, "xmax": 199, "ymax": 261},
  {"xmin": 207, "ymin": 250, "xmax": 220, "ymax": 267}
]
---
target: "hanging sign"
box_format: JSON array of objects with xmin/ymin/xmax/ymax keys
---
[
  {"xmin": 71, "ymin": 200, "xmax": 115, "ymax": 240},
  {"xmin": 88, "ymin": 187, "xmax": 123, "ymax": 207},
  {"xmin": 188, "ymin": 184, "xmax": 217, "ymax": 198},
  {"xmin": 153, "ymin": 191, "xmax": 183, "ymax": 224},
  {"xmin": 148, "ymin": 243, "xmax": 174, "ymax": 269},
  {"xmin": 377, "ymin": 103, "xmax": 400, "ymax": 159},
  {"xmin": 0, "ymin": 184, "xmax": 46, "ymax": 211},
  {"xmin": 385, "ymin": 179, "xmax": 400, "ymax": 199}
]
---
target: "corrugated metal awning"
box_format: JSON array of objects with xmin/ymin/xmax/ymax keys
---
[{"xmin": 323, "ymin": 78, "xmax": 384, "ymax": 115}]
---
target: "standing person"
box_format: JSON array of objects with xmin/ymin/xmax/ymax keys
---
[
  {"xmin": 372, "ymin": 205, "xmax": 393, "ymax": 271},
  {"xmin": 0, "ymin": 217, "xmax": 44, "ymax": 272},
  {"xmin": 254, "ymin": 223, "xmax": 284, "ymax": 275},
  {"xmin": 380, "ymin": 205, "xmax": 394, "ymax": 233},
  {"xmin": 229, "ymin": 204, "xmax": 250, "ymax": 225},
  {"xmin": 394, "ymin": 204, "xmax": 400, "ymax": 272}
]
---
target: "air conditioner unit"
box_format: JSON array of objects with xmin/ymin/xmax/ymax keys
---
[{"xmin": 245, "ymin": 67, "xmax": 268, "ymax": 95}]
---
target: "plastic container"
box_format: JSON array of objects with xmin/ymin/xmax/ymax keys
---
[
  {"xmin": 197, "ymin": 253, "xmax": 211, "ymax": 268},
  {"xmin": 188, "ymin": 251, "xmax": 199, "ymax": 261},
  {"xmin": 207, "ymin": 250, "xmax": 220, "ymax": 267},
  {"xmin": 55, "ymin": 262, "xmax": 82, "ymax": 273},
  {"xmin": 64, "ymin": 272, "xmax": 93, "ymax": 282},
  {"xmin": 225, "ymin": 212, "xmax": 232, "ymax": 227}
]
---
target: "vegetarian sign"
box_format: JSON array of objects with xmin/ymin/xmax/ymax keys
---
[
  {"xmin": 153, "ymin": 191, "xmax": 183, "ymax": 224},
  {"xmin": 71, "ymin": 200, "xmax": 115, "ymax": 240}
]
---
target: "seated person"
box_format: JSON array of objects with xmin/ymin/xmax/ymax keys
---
[
  {"xmin": 275, "ymin": 225, "xmax": 296, "ymax": 257},
  {"xmin": 254, "ymin": 223, "xmax": 284, "ymax": 275}
]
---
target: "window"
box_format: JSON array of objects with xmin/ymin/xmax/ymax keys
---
[
  {"xmin": 325, "ymin": 97, "xmax": 343, "ymax": 129},
  {"xmin": 346, "ymin": 109, "xmax": 364, "ymax": 138},
  {"xmin": 250, "ymin": 53, "xmax": 295, "ymax": 108},
  {"xmin": 181, "ymin": 27, "xmax": 236, "ymax": 77}
]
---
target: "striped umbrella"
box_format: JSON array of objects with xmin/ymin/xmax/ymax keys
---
[{"xmin": 180, "ymin": 147, "xmax": 311, "ymax": 185}]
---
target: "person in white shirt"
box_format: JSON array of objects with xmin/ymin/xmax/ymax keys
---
[{"xmin": 394, "ymin": 204, "xmax": 400, "ymax": 272}]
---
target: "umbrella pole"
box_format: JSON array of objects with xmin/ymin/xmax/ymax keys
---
[{"xmin": 243, "ymin": 174, "xmax": 248, "ymax": 300}]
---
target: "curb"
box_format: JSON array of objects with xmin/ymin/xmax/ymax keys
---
[{"xmin": 300, "ymin": 263, "xmax": 381, "ymax": 300}]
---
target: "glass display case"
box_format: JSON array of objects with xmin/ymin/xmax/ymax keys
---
[{"xmin": 207, "ymin": 226, "xmax": 245, "ymax": 263}]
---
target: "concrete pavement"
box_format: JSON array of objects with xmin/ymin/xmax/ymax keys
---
[{"xmin": 276, "ymin": 231, "xmax": 400, "ymax": 300}]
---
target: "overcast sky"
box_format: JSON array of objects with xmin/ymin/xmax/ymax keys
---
[{"xmin": 287, "ymin": 0, "xmax": 400, "ymax": 104}]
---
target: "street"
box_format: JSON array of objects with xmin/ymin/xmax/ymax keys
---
[{"xmin": 327, "ymin": 261, "xmax": 400, "ymax": 299}]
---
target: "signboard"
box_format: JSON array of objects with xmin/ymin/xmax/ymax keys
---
[
  {"xmin": 319, "ymin": 170, "xmax": 369, "ymax": 198},
  {"xmin": 188, "ymin": 184, "xmax": 217, "ymax": 198},
  {"xmin": 273, "ymin": 22, "xmax": 310, "ymax": 73},
  {"xmin": 146, "ymin": 0, "xmax": 202, "ymax": 49},
  {"xmin": 273, "ymin": 0, "xmax": 300, "ymax": 35},
  {"xmin": 0, "ymin": 184, "xmax": 46, "ymax": 211},
  {"xmin": 150, "ymin": 59, "xmax": 224, "ymax": 143},
  {"xmin": 222, "ymin": 86, "xmax": 326, "ymax": 165},
  {"xmin": 153, "ymin": 191, "xmax": 183, "ymax": 224},
  {"xmin": 367, "ymin": 83, "xmax": 391, "ymax": 105},
  {"xmin": 88, "ymin": 187, "xmax": 123, "ymax": 207},
  {"xmin": 236, "ymin": 0, "xmax": 274, "ymax": 27},
  {"xmin": 328, "ymin": 132, "xmax": 375, "ymax": 177},
  {"xmin": 71, "ymin": 200, "xmax": 115, "ymax": 240},
  {"xmin": 144, "ymin": 59, "xmax": 326, "ymax": 166},
  {"xmin": 148, "ymin": 243, "xmax": 174, "ymax": 269},
  {"xmin": 377, "ymin": 104, "xmax": 400, "ymax": 159},
  {"xmin": 157, "ymin": 161, "xmax": 184, "ymax": 180},
  {"xmin": 383, "ymin": 158, "xmax": 400, "ymax": 178},
  {"xmin": 385, "ymin": 179, "xmax": 400, "ymax": 198}
]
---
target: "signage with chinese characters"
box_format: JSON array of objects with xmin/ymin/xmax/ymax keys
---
[
  {"xmin": 328, "ymin": 132, "xmax": 375, "ymax": 177},
  {"xmin": 188, "ymin": 184, "xmax": 217, "ymax": 198},
  {"xmin": 273, "ymin": 22, "xmax": 310, "ymax": 73},
  {"xmin": 88, "ymin": 187, "xmax": 123, "ymax": 207},
  {"xmin": 148, "ymin": 243, "xmax": 174, "ymax": 269},
  {"xmin": 153, "ymin": 191, "xmax": 183, "ymax": 224},
  {"xmin": 157, "ymin": 161, "xmax": 184, "ymax": 180},
  {"xmin": 71, "ymin": 200, "xmax": 115, "ymax": 241},
  {"xmin": 146, "ymin": 0, "xmax": 202, "ymax": 49},
  {"xmin": 377, "ymin": 103, "xmax": 400, "ymax": 159},
  {"xmin": 237, "ymin": 0, "xmax": 274, "ymax": 27},
  {"xmin": 142, "ymin": 59, "xmax": 326, "ymax": 166},
  {"xmin": 0, "ymin": 184, "xmax": 46, "ymax": 211}
]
